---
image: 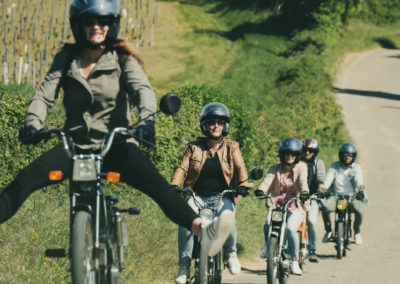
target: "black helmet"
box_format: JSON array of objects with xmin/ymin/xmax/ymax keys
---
[
  {"xmin": 279, "ymin": 137, "xmax": 302, "ymax": 165},
  {"xmin": 69, "ymin": 0, "xmax": 121, "ymax": 46},
  {"xmin": 200, "ymin": 102, "xmax": 231, "ymax": 137},
  {"xmin": 301, "ymin": 138, "xmax": 319, "ymax": 161},
  {"xmin": 339, "ymin": 143, "xmax": 357, "ymax": 165}
]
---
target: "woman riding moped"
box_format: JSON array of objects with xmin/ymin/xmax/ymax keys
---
[
  {"xmin": 255, "ymin": 137, "xmax": 309, "ymax": 275},
  {"xmin": 0, "ymin": 0, "xmax": 232, "ymax": 263},
  {"xmin": 170, "ymin": 102, "xmax": 253, "ymax": 284}
]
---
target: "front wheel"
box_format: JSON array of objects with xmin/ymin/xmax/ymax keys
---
[
  {"xmin": 336, "ymin": 222, "xmax": 344, "ymax": 259},
  {"xmin": 198, "ymin": 244, "xmax": 209, "ymax": 284},
  {"xmin": 267, "ymin": 236, "xmax": 280, "ymax": 284},
  {"xmin": 71, "ymin": 211, "xmax": 95, "ymax": 284},
  {"xmin": 297, "ymin": 231, "xmax": 304, "ymax": 270}
]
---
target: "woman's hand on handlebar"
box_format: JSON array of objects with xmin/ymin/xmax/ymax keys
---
[
  {"xmin": 254, "ymin": 189, "xmax": 264, "ymax": 197},
  {"xmin": 19, "ymin": 126, "xmax": 49, "ymax": 145},
  {"xmin": 236, "ymin": 186, "xmax": 251, "ymax": 197}
]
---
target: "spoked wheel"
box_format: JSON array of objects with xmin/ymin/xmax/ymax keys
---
[
  {"xmin": 267, "ymin": 236, "xmax": 280, "ymax": 284},
  {"xmin": 336, "ymin": 222, "xmax": 344, "ymax": 259},
  {"xmin": 343, "ymin": 221, "xmax": 350, "ymax": 257},
  {"xmin": 71, "ymin": 211, "xmax": 96, "ymax": 284}
]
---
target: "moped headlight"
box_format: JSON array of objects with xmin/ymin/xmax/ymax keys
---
[
  {"xmin": 72, "ymin": 158, "xmax": 96, "ymax": 181},
  {"xmin": 271, "ymin": 210, "xmax": 283, "ymax": 222},
  {"xmin": 337, "ymin": 199, "xmax": 347, "ymax": 210},
  {"xmin": 199, "ymin": 208, "xmax": 214, "ymax": 223}
]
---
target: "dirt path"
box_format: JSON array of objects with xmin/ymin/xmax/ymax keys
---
[{"xmin": 222, "ymin": 48, "xmax": 400, "ymax": 284}]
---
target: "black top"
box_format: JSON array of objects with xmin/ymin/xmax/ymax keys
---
[{"xmin": 193, "ymin": 153, "xmax": 228, "ymax": 197}]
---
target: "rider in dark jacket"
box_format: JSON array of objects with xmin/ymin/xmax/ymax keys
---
[{"xmin": 301, "ymin": 138, "xmax": 326, "ymax": 262}]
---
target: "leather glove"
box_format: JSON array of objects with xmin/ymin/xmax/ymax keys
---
[
  {"xmin": 300, "ymin": 191, "xmax": 310, "ymax": 203},
  {"xmin": 236, "ymin": 186, "xmax": 250, "ymax": 197},
  {"xmin": 254, "ymin": 189, "xmax": 264, "ymax": 197},
  {"xmin": 356, "ymin": 191, "xmax": 365, "ymax": 201},
  {"xmin": 137, "ymin": 120, "xmax": 155, "ymax": 143},
  {"xmin": 19, "ymin": 126, "xmax": 47, "ymax": 145},
  {"xmin": 170, "ymin": 185, "xmax": 180, "ymax": 192}
]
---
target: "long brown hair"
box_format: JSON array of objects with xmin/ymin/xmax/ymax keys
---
[{"xmin": 111, "ymin": 39, "xmax": 145, "ymax": 70}]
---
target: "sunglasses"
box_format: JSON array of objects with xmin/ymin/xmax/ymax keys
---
[
  {"xmin": 82, "ymin": 15, "xmax": 119, "ymax": 27},
  {"xmin": 303, "ymin": 148, "xmax": 315, "ymax": 153},
  {"xmin": 207, "ymin": 119, "xmax": 226, "ymax": 126},
  {"xmin": 343, "ymin": 152, "xmax": 355, "ymax": 157},
  {"xmin": 284, "ymin": 151, "xmax": 298, "ymax": 157}
]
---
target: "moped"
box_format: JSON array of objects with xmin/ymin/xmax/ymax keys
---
[
  {"xmin": 181, "ymin": 168, "xmax": 263, "ymax": 284},
  {"xmin": 42, "ymin": 93, "xmax": 181, "ymax": 283}
]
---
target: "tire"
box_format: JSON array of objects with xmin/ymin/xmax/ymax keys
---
[
  {"xmin": 71, "ymin": 211, "xmax": 95, "ymax": 284},
  {"xmin": 297, "ymin": 231, "xmax": 303, "ymax": 270},
  {"xmin": 267, "ymin": 236, "xmax": 280, "ymax": 284},
  {"xmin": 336, "ymin": 222, "xmax": 344, "ymax": 259},
  {"xmin": 279, "ymin": 274, "xmax": 288, "ymax": 284},
  {"xmin": 199, "ymin": 247, "xmax": 208, "ymax": 284},
  {"xmin": 343, "ymin": 219, "xmax": 350, "ymax": 257}
]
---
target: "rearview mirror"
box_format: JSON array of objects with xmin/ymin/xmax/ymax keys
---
[
  {"xmin": 160, "ymin": 93, "xmax": 181, "ymax": 115},
  {"xmin": 250, "ymin": 168, "xmax": 263, "ymax": 180}
]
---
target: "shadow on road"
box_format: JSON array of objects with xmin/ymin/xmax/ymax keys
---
[
  {"xmin": 316, "ymin": 253, "xmax": 339, "ymax": 259},
  {"xmin": 334, "ymin": 87, "xmax": 400, "ymax": 101},
  {"xmin": 241, "ymin": 266, "xmax": 266, "ymax": 275}
]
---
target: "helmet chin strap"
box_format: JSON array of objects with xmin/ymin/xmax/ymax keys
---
[
  {"xmin": 83, "ymin": 40, "xmax": 106, "ymax": 50},
  {"xmin": 208, "ymin": 135, "xmax": 223, "ymax": 141},
  {"xmin": 342, "ymin": 161, "xmax": 352, "ymax": 167}
]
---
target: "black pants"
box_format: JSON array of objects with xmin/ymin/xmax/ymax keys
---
[{"xmin": 0, "ymin": 143, "xmax": 198, "ymax": 230}]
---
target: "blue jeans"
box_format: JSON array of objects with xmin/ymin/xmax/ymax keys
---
[
  {"xmin": 264, "ymin": 209, "xmax": 304, "ymax": 261},
  {"xmin": 178, "ymin": 195, "xmax": 236, "ymax": 267},
  {"xmin": 307, "ymin": 200, "xmax": 319, "ymax": 253}
]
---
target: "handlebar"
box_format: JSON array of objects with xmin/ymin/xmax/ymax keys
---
[
  {"xmin": 254, "ymin": 195, "xmax": 306, "ymax": 211},
  {"xmin": 41, "ymin": 127, "xmax": 139, "ymax": 158},
  {"xmin": 179, "ymin": 188, "xmax": 237, "ymax": 210}
]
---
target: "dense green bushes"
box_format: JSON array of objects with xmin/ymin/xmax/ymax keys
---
[
  {"xmin": 0, "ymin": 84, "xmax": 65, "ymax": 187},
  {"xmin": 0, "ymin": 85, "xmax": 36, "ymax": 186}
]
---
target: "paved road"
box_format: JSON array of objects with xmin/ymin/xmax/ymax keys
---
[{"xmin": 222, "ymin": 48, "xmax": 400, "ymax": 284}]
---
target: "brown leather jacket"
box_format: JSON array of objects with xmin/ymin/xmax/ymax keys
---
[{"xmin": 170, "ymin": 138, "xmax": 252, "ymax": 189}]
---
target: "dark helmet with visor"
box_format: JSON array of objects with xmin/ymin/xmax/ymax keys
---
[
  {"xmin": 301, "ymin": 138, "xmax": 319, "ymax": 161},
  {"xmin": 339, "ymin": 142, "xmax": 357, "ymax": 166},
  {"xmin": 279, "ymin": 137, "xmax": 302, "ymax": 165},
  {"xmin": 200, "ymin": 102, "xmax": 231, "ymax": 137},
  {"xmin": 69, "ymin": 0, "xmax": 121, "ymax": 47}
]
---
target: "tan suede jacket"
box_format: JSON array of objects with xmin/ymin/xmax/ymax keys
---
[{"xmin": 170, "ymin": 138, "xmax": 252, "ymax": 190}]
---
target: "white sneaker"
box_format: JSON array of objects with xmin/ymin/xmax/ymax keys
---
[
  {"xmin": 175, "ymin": 267, "xmax": 189, "ymax": 284},
  {"xmin": 228, "ymin": 253, "xmax": 241, "ymax": 275},
  {"xmin": 290, "ymin": 261, "xmax": 302, "ymax": 275},
  {"xmin": 260, "ymin": 244, "xmax": 268, "ymax": 259},
  {"xmin": 201, "ymin": 210, "xmax": 234, "ymax": 257},
  {"xmin": 354, "ymin": 233, "xmax": 363, "ymax": 245},
  {"xmin": 322, "ymin": 231, "xmax": 332, "ymax": 243}
]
